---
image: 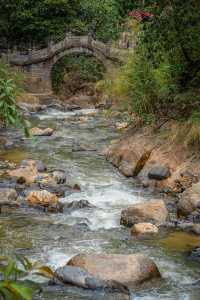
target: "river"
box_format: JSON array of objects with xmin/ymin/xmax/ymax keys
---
[{"xmin": 0, "ymin": 107, "xmax": 200, "ymax": 299}]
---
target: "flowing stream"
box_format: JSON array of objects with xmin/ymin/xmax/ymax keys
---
[{"xmin": 0, "ymin": 108, "xmax": 200, "ymax": 299}]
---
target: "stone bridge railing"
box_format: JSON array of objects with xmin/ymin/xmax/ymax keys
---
[
  {"xmin": 4, "ymin": 35, "xmax": 126, "ymax": 66},
  {"xmin": 2, "ymin": 34, "xmax": 130, "ymax": 93}
]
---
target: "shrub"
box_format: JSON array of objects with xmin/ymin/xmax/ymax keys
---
[
  {"xmin": 0, "ymin": 62, "xmax": 30, "ymax": 135},
  {"xmin": 0, "ymin": 255, "xmax": 54, "ymax": 300},
  {"xmin": 101, "ymin": 1, "xmax": 200, "ymax": 125}
]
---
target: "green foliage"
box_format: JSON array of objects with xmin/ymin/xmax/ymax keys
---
[
  {"xmin": 0, "ymin": 79, "xmax": 21, "ymax": 127},
  {"xmin": 0, "ymin": 255, "xmax": 33, "ymax": 300},
  {"xmin": 52, "ymin": 54, "xmax": 105, "ymax": 93},
  {"xmin": 73, "ymin": 0, "xmax": 121, "ymax": 42},
  {"xmin": 0, "ymin": 0, "xmax": 79, "ymax": 45},
  {"xmin": 0, "ymin": 255, "xmax": 55, "ymax": 300},
  {"xmin": 0, "ymin": 62, "xmax": 24, "ymax": 93},
  {"xmin": 103, "ymin": 1, "xmax": 200, "ymax": 124},
  {"xmin": 0, "ymin": 0, "xmax": 123, "ymax": 45},
  {"xmin": 0, "ymin": 62, "xmax": 30, "ymax": 135}
]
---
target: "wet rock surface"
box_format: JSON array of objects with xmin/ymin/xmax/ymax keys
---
[
  {"xmin": 27, "ymin": 190, "xmax": 63, "ymax": 212},
  {"xmin": 65, "ymin": 200, "xmax": 95, "ymax": 211},
  {"xmin": 54, "ymin": 265, "xmax": 130, "ymax": 294},
  {"xmin": 30, "ymin": 127, "xmax": 54, "ymax": 136},
  {"xmin": 21, "ymin": 159, "xmax": 47, "ymax": 172},
  {"xmin": 188, "ymin": 247, "xmax": 200, "ymax": 262},
  {"xmin": 106, "ymin": 140, "xmax": 151, "ymax": 178},
  {"xmin": 148, "ymin": 166, "xmax": 171, "ymax": 181},
  {"xmin": 121, "ymin": 199, "xmax": 169, "ymax": 227},
  {"xmin": 67, "ymin": 253, "xmax": 161, "ymax": 287},
  {"xmin": 52, "ymin": 171, "xmax": 66, "ymax": 184},
  {"xmin": 0, "ymin": 188, "xmax": 19, "ymax": 210},
  {"xmin": 177, "ymin": 182, "xmax": 200, "ymax": 220},
  {"xmin": 7, "ymin": 160, "xmax": 39, "ymax": 184},
  {"xmin": 131, "ymin": 222, "xmax": 159, "ymax": 237}
]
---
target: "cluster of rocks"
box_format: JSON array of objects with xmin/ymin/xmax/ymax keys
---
[
  {"xmin": 105, "ymin": 126, "xmax": 200, "ymax": 270},
  {"xmin": 0, "ymin": 159, "xmax": 82, "ymax": 213},
  {"xmin": 120, "ymin": 199, "xmax": 169, "ymax": 239},
  {"xmin": 105, "ymin": 131, "xmax": 199, "ymax": 195},
  {"xmin": 106, "ymin": 129, "xmax": 200, "ymax": 226}
]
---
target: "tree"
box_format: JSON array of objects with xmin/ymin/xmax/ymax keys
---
[
  {"xmin": 0, "ymin": 0, "xmax": 122, "ymax": 46},
  {"xmin": 0, "ymin": 0, "xmax": 80, "ymax": 46}
]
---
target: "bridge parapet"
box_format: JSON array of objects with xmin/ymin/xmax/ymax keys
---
[
  {"xmin": 3, "ymin": 35, "xmax": 130, "ymax": 93},
  {"xmin": 5, "ymin": 35, "xmax": 123, "ymax": 66}
]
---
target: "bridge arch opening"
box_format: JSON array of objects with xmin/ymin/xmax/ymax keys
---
[{"xmin": 51, "ymin": 51, "xmax": 106, "ymax": 103}]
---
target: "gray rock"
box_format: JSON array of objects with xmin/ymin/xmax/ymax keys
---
[
  {"xmin": 177, "ymin": 182, "xmax": 200, "ymax": 218},
  {"xmin": 65, "ymin": 200, "xmax": 95, "ymax": 210},
  {"xmin": 35, "ymin": 161, "xmax": 47, "ymax": 172},
  {"xmin": 121, "ymin": 200, "xmax": 169, "ymax": 227},
  {"xmin": 0, "ymin": 188, "xmax": 17, "ymax": 202},
  {"xmin": 0, "ymin": 188, "xmax": 19, "ymax": 210},
  {"xmin": 72, "ymin": 222, "xmax": 90, "ymax": 232},
  {"xmin": 177, "ymin": 222, "xmax": 200, "ymax": 234},
  {"xmin": 65, "ymin": 104, "xmax": 81, "ymax": 111},
  {"xmin": 39, "ymin": 183, "xmax": 66, "ymax": 198},
  {"xmin": 54, "ymin": 265, "xmax": 130, "ymax": 294},
  {"xmin": 188, "ymin": 248, "xmax": 200, "ymax": 262},
  {"xmin": 72, "ymin": 142, "xmax": 96, "ymax": 152},
  {"xmin": 4, "ymin": 141, "xmax": 15, "ymax": 149},
  {"xmin": 53, "ymin": 171, "xmax": 66, "ymax": 184},
  {"xmin": 189, "ymin": 224, "xmax": 200, "ymax": 235},
  {"xmin": 21, "ymin": 160, "xmax": 47, "ymax": 172},
  {"xmin": 148, "ymin": 166, "xmax": 171, "ymax": 180},
  {"xmin": 47, "ymin": 103, "xmax": 64, "ymax": 110}
]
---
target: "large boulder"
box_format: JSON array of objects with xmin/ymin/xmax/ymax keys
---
[
  {"xmin": 27, "ymin": 190, "xmax": 63, "ymax": 212},
  {"xmin": 177, "ymin": 182, "xmax": 200, "ymax": 220},
  {"xmin": 131, "ymin": 223, "xmax": 158, "ymax": 237},
  {"xmin": 30, "ymin": 127, "xmax": 54, "ymax": 136},
  {"xmin": 67, "ymin": 253, "xmax": 161, "ymax": 287},
  {"xmin": 106, "ymin": 136, "xmax": 152, "ymax": 178},
  {"xmin": 54, "ymin": 265, "xmax": 130, "ymax": 295},
  {"xmin": 121, "ymin": 200, "xmax": 169, "ymax": 227}
]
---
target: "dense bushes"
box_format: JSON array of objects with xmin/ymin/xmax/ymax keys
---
[
  {"xmin": 0, "ymin": 62, "xmax": 30, "ymax": 134},
  {"xmin": 0, "ymin": 0, "xmax": 123, "ymax": 47},
  {"xmin": 102, "ymin": 1, "xmax": 200, "ymax": 124}
]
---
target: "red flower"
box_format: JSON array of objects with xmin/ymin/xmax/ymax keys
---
[{"xmin": 128, "ymin": 10, "xmax": 154, "ymax": 22}]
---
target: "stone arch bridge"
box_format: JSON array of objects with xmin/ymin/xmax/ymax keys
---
[{"xmin": 3, "ymin": 35, "xmax": 128, "ymax": 94}]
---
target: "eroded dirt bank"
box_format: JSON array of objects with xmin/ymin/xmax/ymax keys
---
[{"xmin": 106, "ymin": 120, "xmax": 200, "ymax": 194}]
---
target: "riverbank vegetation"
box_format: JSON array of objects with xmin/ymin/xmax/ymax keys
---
[
  {"xmin": 99, "ymin": 1, "xmax": 200, "ymax": 147},
  {"xmin": 0, "ymin": 62, "xmax": 30, "ymax": 135},
  {"xmin": 0, "ymin": 0, "xmax": 123, "ymax": 47}
]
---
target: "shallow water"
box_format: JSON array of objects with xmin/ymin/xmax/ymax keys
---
[{"xmin": 0, "ymin": 108, "xmax": 200, "ymax": 300}]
